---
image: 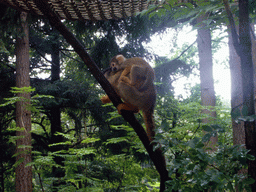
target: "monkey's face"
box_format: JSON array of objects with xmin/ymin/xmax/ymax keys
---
[
  {"xmin": 109, "ymin": 54, "xmax": 126, "ymax": 72},
  {"xmin": 110, "ymin": 61, "xmax": 121, "ymax": 72}
]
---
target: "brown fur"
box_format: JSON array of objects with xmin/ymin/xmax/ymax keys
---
[
  {"xmin": 101, "ymin": 55, "xmax": 156, "ymax": 141},
  {"xmin": 101, "ymin": 68, "xmax": 139, "ymax": 113}
]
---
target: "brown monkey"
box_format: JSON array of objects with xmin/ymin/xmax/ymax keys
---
[
  {"xmin": 101, "ymin": 68, "xmax": 139, "ymax": 113},
  {"xmin": 110, "ymin": 55, "xmax": 155, "ymax": 92},
  {"xmin": 102, "ymin": 55, "xmax": 156, "ymax": 141}
]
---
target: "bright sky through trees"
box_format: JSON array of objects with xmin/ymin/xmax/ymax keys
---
[
  {"xmin": 38, "ymin": 26, "xmax": 231, "ymax": 104},
  {"xmin": 145, "ymin": 26, "xmax": 231, "ymax": 103}
]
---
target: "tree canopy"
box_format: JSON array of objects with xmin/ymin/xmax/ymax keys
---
[{"xmin": 0, "ymin": 0, "xmax": 256, "ymax": 191}]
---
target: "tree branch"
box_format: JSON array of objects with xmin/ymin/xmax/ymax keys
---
[
  {"xmin": 175, "ymin": 40, "xmax": 196, "ymax": 60},
  {"xmin": 223, "ymin": 0, "xmax": 241, "ymax": 56}
]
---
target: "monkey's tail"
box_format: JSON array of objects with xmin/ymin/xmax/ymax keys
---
[{"xmin": 142, "ymin": 108, "xmax": 155, "ymax": 142}]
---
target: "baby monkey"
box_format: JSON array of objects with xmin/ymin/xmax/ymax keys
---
[
  {"xmin": 110, "ymin": 55, "xmax": 155, "ymax": 92},
  {"xmin": 101, "ymin": 68, "xmax": 140, "ymax": 113},
  {"xmin": 101, "ymin": 55, "xmax": 156, "ymax": 141}
]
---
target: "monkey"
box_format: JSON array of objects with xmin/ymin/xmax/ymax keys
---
[
  {"xmin": 110, "ymin": 55, "xmax": 155, "ymax": 92},
  {"xmin": 100, "ymin": 67, "xmax": 139, "ymax": 113},
  {"xmin": 101, "ymin": 55, "xmax": 156, "ymax": 141}
]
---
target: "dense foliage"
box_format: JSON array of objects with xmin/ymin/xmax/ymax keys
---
[{"xmin": 0, "ymin": 1, "xmax": 255, "ymax": 191}]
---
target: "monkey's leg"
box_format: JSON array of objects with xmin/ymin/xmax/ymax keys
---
[
  {"xmin": 119, "ymin": 67, "xmax": 131, "ymax": 83},
  {"xmin": 120, "ymin": 66, "xmax": 131, "ymax": 77},
  {"xmin": 101, "ymin": 95, "xmax": 139, "ymax": 113},
  {"xmin": 117, "ymin": 103, "xmax": 139, "ymax": 114},
  {"xmin": 120, "ymin": 66, "xmax": 145, "ymax": 86}
]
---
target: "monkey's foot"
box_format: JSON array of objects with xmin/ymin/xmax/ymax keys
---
[
  {"xmin": 117, "ymin": 103, "xmax": 139, "ymax": 114},
  {"xmin": 120, "ymin": 76, "xmax": 132, "ymax": 85},
  {"xmin": 101, "ymin": 95, "xmax": 111, "ymax": 104}
]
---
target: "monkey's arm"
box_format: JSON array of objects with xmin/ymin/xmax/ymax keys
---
[
  {"xmin": 120, "ymin": 65, "xmax": 148, "ymax": 87},
  {"xmin": 120, "ymin": 66, "xmax": 131, "ymax": 77},
  {"xmin": 117, "ymin": 103, "xmax": 139, "ymax": 114}
]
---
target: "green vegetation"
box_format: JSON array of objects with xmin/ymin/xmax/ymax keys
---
[{"xmin": 0, "ymin": 0, "xmax": 256, "ymax": 191}]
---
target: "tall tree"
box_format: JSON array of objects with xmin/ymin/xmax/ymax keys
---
[
  {"xmin": 225, "ymin": 0, "xmax": 245, "ymax": 145},
  {"xmin": 224, "ymin": 0, "xmax": 256, "ymax": 190},
  {"xmin": 228, "ymin": 25, "xmax": 245, "ymax": 146},
  {"xmin": 239, "ymin": 1, "xmax": 256, "ymax": 190},
  {"xmin": 15, "ymin": 12, "xmax": 32, "ymax": 192},
  {"xmin": 49, "ymin": 31, "xmax": 62, "ymax": 147},
  {"xmin": 50, "ymin": 31, "xmax": 65, "ymax": 189},
  {"xmin": 197, "ymin": 14, "xmax": 217, "ymax": 148},
  {"xmin": 251, "ymin": 24, "xmax": 256, "ymax": 112}
]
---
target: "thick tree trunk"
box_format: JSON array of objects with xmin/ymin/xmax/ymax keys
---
[
  {"xmin": 239, "ymin": 1, "xmax": 256, "ymax": 190},
  {"xmin": 239, "ymin": 0, "xmax": 254, "ymax": 116},
  {"xmin": 225, "ymin": 0, "xmax": 256, "ymax": 190},
  {"xmin": 228, "ymin": 26, "xmax": 245, "ymax": 146},
  {"xmin": 251, "ymin": 24, "xmax": 256, "ymax": 113},
  {"xmin": 228, "ymin": 24, "xmax": 248, "ymax": 192},
  {"xmin": 15, "ymin": 12, "xmax": 32, "ymax": 192},
  {"xmin": 197, "ymin": 14, "xmax": 217, "ymax": 148},
  {"xmin": 50, "ymin": 32, "xmax": 65, "ymax": 190},
  {"xmin": 50, "ymin": 32, "xmax": 61, "ymax": 143},
  {"xmin": 51, "ymin": 33, "xmax": 60, "ymax": 82}
]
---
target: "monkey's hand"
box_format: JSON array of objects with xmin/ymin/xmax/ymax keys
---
[
  {"xmin": 101, "ymin": 95, "xmax": 111, "ymax": 104},
  {"xmin": 117, "ymin": 103, "xmax": 139, "ymax": 114},
  {"xmin": 120, "ymin": 76, "xmax": 133, "ymax": 85}
]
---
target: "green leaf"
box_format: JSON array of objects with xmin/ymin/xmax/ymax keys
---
[
  {"xmin": 13, "ymin": 158, "xmax": 25, "ymax": 168},
  {"xmin": 0, "ymin": 97, "xmax": 25, "ymax": 107},
  {"xmin": 161, "ymin": 119, "xmax": 170, "ymax": 131},
  {"xmin": 202, "ymin": 133, "xmax": 212, "ymax": 142},
  {"xmin": 227, "ymin": 182, "xmax": 233, "ymax": 191},
  {"xmin": 163, "ymin": 4, "xmax": 171, "ymax": 11},
  {"xmin": 243, "ymin": 177, "xmax": 255, "ymax": 185},
  {"xmin": 153, "ymin": 142, "xmax": 162, "ymax": 151},
  {"xmin": 238, "ymin": 155, "xmax": 247, "ymax": 165},
  {"xmin": 10, "ymin": 86, "xmax": 35, "ymax": 94},
  {"xmin": 185, "ymin": 3, "xmax": 194, "ymax": 9},
  {"xmin": 31, "ymin": 94, "xmax": 54, "ymax": 99},
  {"xmin": 54, "ymin": 132, "xmax": 75, "ymax": 141},
  {"xmin": 247, "ymin": 154, "xmax": 255, "ymax": 161},
  {"xmin": 188, "ymin": 139, "xmax": 196, "ymax": 148},
  {"xmin": 202, "ymin": 125, "xmax": 213, "ymax": 132},
  {"xmin": 0, "ymin": 39, "xmax": 9, "ymax": 54},
  {"xmin": 49, "ymin": 141, "xmax": 72, "ymax": 147},
  {"xmin": 12, "ymin": 150, "xmax": 30, "ymax": 157},
  {"xmin": 81, "ymin": 138, "xmax": 100, "ymax": 144},
  {"xmin": 238, "ymin": 116, "xmax": 255, "ymax": 122},
  {"xmin": 84, "ymin": 187, "xmax": 104, "ymax": 192},
  {"xmin": 211, "ymin": 124, "xmax": 222, "ymax": 131},
  {"xmin": 17, "ymin": 145, "xmax": 33, "ymax": 149},
  {"xmin": 69, "ymin": 148, "xmax": 96, "ymax": 156},
  {"xmin": 187, "ymin": 164, "xmax": 195, "ymax": 171},
  {"xmin": 104, "ymin": 137, "xmax": 128, "ymax": 145}
]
